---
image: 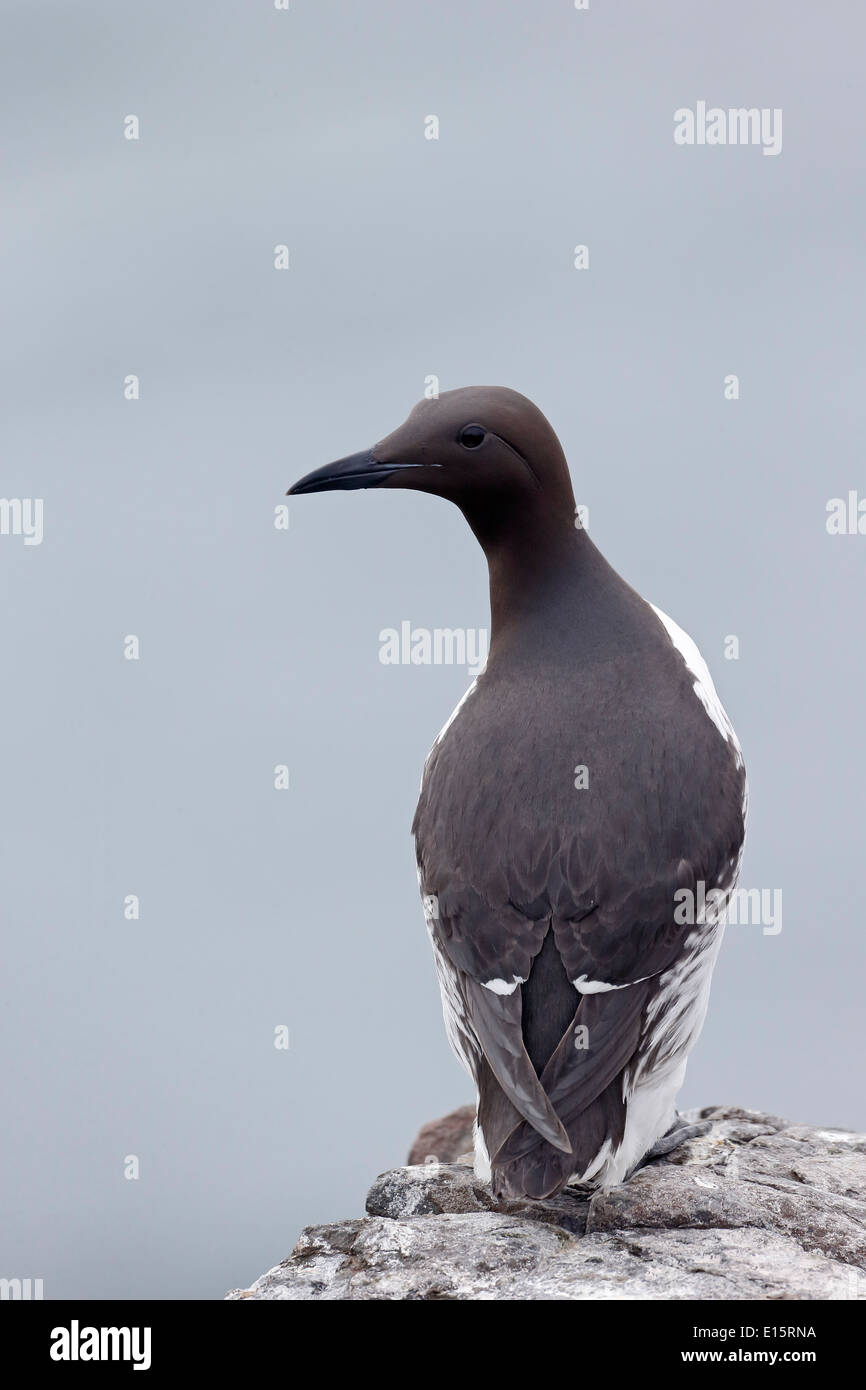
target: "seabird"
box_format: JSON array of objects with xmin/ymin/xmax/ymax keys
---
[{"xmin": 289, "ymin": 386, "xmax": 747, "ymax": 1198}]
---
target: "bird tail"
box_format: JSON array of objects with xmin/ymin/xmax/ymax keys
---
[
  {"xmin": 478, "ymin": 981, "xmax": 651, "ymax": 1199},
  {"xmin": 489, "ymin": 1077, "xmax": 626, "ymax": 1199}
]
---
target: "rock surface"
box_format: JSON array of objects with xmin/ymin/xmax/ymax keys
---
[{"xmin": 226, "ymin": 1105, "xmax": 866, "ymax": 1300}]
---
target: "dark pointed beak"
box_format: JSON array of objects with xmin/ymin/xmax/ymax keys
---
[{"xmin": 287, "ymin": 449, "xmax": 428, "ymax": 496}]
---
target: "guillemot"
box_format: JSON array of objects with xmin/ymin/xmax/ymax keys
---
[{"xmin": 289, "ymin": 386, "xmax": 746, "ymax": 1198}]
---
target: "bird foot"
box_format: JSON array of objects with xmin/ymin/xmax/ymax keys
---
[{"xmin": 635, "ymin": 1113, "xmax": 713, "ymax": 1169}]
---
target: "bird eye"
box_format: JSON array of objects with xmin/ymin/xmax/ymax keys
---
[{"xmin": 458, "ymin": 424, "xmax": 486, "ymax": 449}]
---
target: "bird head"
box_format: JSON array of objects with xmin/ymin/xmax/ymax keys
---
[{"xmin": 287, "ymin": 386, "xmax": 577, "ymax": 544}]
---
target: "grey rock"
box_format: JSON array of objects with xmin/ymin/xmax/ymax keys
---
[
  {"xmin": 226, "ymin": 1105, "xmax": 866, "ymax": 1300},
  {"xmin": 406, "ymin": 1103, "xmax": 475, "ymax": 1166}
]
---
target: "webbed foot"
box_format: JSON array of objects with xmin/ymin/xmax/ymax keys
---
[{"xmin": 633, "ymin": 1112, "xmax": 713, "ymax": 1171}]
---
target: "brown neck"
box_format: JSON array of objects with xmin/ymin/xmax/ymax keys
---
[{"xmin": 461, "ymin": 496, "xmax": 612, "ymax": 658}]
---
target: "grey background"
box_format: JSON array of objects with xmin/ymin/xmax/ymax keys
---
[{"xmin": 1, "ymin": 0, "xmax": 864, "ymax": 1300}]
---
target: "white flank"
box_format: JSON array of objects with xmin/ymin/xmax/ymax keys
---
[
  {"xmin": 650, "ymin": 603, "xmax": 743, "ymax": 765},
  {"xmin": 473, "ymin": 1117, "xmax": 491, "ymax": 1182}
]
